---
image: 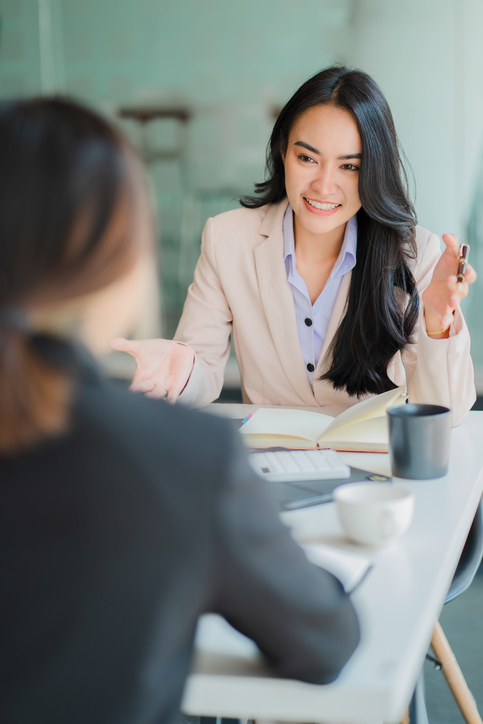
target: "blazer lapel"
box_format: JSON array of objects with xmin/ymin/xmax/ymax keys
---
[{"xmin": 255, "ymin": 202, "xmax": 316, "ymax": 405}]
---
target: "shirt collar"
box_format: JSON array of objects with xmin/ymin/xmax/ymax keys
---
[{"xmin": 283, "ymin": 203, "xmax": 357, "ymax": 278}]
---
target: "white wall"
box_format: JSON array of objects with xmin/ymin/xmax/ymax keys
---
[
  {"xmin": 343, "ymin": 0, "xmax": 483, "ymax": 242},
  {"xmin": 343, "ymin": 0, "xmax": 483, "ymax": 380}
]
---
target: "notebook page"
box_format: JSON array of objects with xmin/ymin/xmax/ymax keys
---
[
  {"xmin": 321, "ymin": 386, "xmax": 406, "ymax": 437},
  {"xmin": 321, "ymin": 415, "xmax": 388, "ymax": 444},
  {"xmin": 240, "ymin": 408, "xmax": 334, "ymax": 445}
]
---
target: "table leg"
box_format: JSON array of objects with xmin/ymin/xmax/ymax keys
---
[
  {"xmin": 430, "ymin": 621, "xmax": 483, "ymax": 724},
  {"xmin": 408, "ymin": 667, "xmax": 429, "ymax": 724}
]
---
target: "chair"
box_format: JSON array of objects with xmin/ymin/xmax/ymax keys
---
[{"xmin": 405, "ymin": 500, "xmax": 483, "ymax": 724}]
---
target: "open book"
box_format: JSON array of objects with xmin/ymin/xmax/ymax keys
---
[{"xmin": 240, "ymin": 386, "xmax": 407, "ymax": 452}]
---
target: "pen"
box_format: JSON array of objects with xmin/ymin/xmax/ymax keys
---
[{"xmin": 457, "ymin": 243, "xmax": 470, "ymax": 289}]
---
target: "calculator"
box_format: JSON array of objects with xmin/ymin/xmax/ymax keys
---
[{"xmin": 249, "ymin": 448, "xmax": 351, "ymax": 483}]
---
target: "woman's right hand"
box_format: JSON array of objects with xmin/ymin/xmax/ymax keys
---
[{"xmin": 111, "ymin": 337, "xmax": 195, "ymax": 402}]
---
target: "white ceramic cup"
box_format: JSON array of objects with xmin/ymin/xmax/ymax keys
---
[{"xmin": 333, "ymin": 482, "xmax": 415, "ymax": 547}]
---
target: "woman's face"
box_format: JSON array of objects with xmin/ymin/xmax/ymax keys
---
[{"xmin": 282, "ymin": 103, "xmax": 362, "ymax": 241}]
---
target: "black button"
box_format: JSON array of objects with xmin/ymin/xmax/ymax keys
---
[
  {"xmin": 304, "ymin": 317, "xmax": 313, "ymax": 327},
  {"xmin": 307, "ymin": 363, "xmax": 315, "ymax": 372}
]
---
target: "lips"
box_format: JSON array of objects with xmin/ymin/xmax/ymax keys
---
[
  {"xmin": 304, "ymin": 197, "xmax": 341, "ymax": 210},
  {"xmin": 303, "ymin": 197, "xmax": 342, "ymax": 215}
]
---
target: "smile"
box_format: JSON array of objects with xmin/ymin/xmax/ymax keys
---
[{"xmin": 304, "ymin": 198, "xmax": 341, "ymax": 210}]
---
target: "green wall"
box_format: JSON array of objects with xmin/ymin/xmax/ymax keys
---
[
  {"xmin": 1, "ymin": 0, "xmax": 483, "ymax": 379},
  {"xmin": 0, "ymin": 0, "xmax": 41, "ymax": 95},
  {"xmin": 0, "ymin": 0, "xmax": 353, "ymax": 331}
]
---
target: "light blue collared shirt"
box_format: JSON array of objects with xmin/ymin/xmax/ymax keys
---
[{"xmin": 283, "ymin": 203, "xmax": 357, "ymax": 387}]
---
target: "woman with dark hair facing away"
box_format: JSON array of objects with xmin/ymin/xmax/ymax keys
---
[
  {"xmin": 0, "ymin": 97, "xmax": 360, "ymax": 724},
  {"xmin": 114, "ymin": 66, "xmax": 476, "ymax": 424}
]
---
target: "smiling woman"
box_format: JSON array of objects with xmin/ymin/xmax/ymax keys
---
[
  {"xmin": 113, "ymin": 66, "xmax": 477, "ymax": 425},
  {"xmin": 281, "ymin": 105, "xmax": 362, "ymax": 305}
]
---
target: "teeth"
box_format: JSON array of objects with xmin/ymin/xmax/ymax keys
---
[{"xmin": 306, "ymin": 198, "xmax": 340, "ymax": 210}]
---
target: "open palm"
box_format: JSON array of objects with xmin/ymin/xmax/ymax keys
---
[{"xmin": 111, "ymin": 337, "xmax": 195, "ymax": 402}]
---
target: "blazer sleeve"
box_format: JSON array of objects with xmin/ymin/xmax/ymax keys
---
[
  {"xmin": 208, "ymin": 434, "xmax": 360, "ymax": 684},
  {"xmin": 173, "ymin": 217, "xmax": 232, "ymax": 408},
  {"xmin": 403, "ymin": 230, "xmax": 476, "ymax": 426}
]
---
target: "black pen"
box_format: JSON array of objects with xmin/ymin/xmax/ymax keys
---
[{"xmin": 457, "ymin": 244, "xmax": 470, "ymax": 290}]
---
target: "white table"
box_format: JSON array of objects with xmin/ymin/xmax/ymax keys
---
[{"xmin": 181, "ymin": 408, "xmax": 483, "ymax": 724}]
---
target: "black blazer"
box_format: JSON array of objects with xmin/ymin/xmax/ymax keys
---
[{"xmin": 0, "ymin": 339, "xmax": 359, "ymax": 724}]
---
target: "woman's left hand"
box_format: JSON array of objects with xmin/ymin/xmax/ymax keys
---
[{"xmin": 422, "ymin": 233, "xmax": 477, "ymax": 337}]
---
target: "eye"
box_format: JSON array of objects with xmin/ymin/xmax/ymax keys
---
[
  {"xmin": 341, "ymin": 163, "xmax": 360, "ymax": 172},
  {"xmin": 298, "ymin": 154, "xmax": 316, "ymax": 164}
]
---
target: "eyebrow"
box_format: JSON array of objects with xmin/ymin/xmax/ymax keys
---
[{"xmin": 294, "ymin": 141, "xmax": 362, "ymax": 161}]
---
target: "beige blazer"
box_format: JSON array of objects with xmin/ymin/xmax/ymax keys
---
[{"xmin": 175, "ymin": 200, "xmax": 476, "ymax": 425}]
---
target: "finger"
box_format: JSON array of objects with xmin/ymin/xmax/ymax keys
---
[
  {"xmin": 441, "ymin": 233, "xmax": 459, "ymax": 254},
  {"xmin": 440, "ymin": 315, "xmax": 454, "ymax": 330},
  {"xmin": 446, "ymin": 275, "xmax": 467, "ymax": 298},
  {"xmin": 165, "ymin": 387, "xmax": 180, "ymax": 404},
  {"xmin": 449, "ymin": 292, "xmax": 460, "ymax": 307},
  {"xmin": 440, "ymin": 304, "xmax": 458, "ymax": 327},
  {"xmin": 165, "ymin": 374, "xmax": 190, "ymax": 404},
  {"xmin": 447, "ymin": 274, "xmax": 458, "ymax": 287},
  {"xmin": 111, "ymin": 337, "xmax": 139, "ymax": 358},
  {"xmin": 111, "ymin": 337, "xmax": 130, "ymax": 350},
  {"xmin": 145, "ymin": 379, "xmax": 179, "ymax": 401},
  {"xmin": 453, "ymin": 266, "xmax": 476, "ymax": 298},
  {"xmin": 455, "ymin": 281, "xmax": 469, "ymax": 299},
  {"xmin": 130, "ymin": 379, "xmax": 156, "ymax": 394},
  {"xmin": 145, "ymin": 390, "xmax": 167, "ymax": 401},
  {"xmin": 464, "ymin": 265, "xmax": 477, "ymax": 285}
]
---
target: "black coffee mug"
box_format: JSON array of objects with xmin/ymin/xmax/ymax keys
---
[{"xmin": 387, "ymin": 404, "xmax": 451, "ymax": 480}]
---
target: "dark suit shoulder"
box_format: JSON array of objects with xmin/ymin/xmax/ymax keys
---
[{"xmin": 76, "ymin": 376, "xmax": 238, "ymax": 495}]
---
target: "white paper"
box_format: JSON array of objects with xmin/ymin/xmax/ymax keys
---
[
  {"xmin": 240, "ymin": 408, "xmax": 334, "ymax": 444},
  {"xmin": 301, "ymin": 543, "xmax": 373, "ymax": 593},
  {"xmin": 194, "ymin": 614, "xmax": 260, "ymax": 656}
]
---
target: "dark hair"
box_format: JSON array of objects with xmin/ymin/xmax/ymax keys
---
[
  {"xmin": 242, "ymin": 66, "xmax": 419, "ymax": 397},
  {"xmin": 0, "ymin": 97, "xmax": 145, "ymax": 453}
]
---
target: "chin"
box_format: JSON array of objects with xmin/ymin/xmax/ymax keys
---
[{"xmin": 302, "ymin": 216, "xmax": 345, "ymax": 236}]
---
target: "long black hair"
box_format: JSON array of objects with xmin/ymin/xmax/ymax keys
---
[{"xmin": 242, "ymin": 66, "xmax": 419, "ymax": 397}]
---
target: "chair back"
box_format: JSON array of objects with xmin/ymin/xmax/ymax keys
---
[{"xmin": 445, "ymin": 499, "xmax": 483, "ymax": 604}]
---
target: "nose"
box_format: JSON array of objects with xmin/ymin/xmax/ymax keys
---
[{"xmin": 311, "ymin": 162, "xmax": 338, "ymax": 197}]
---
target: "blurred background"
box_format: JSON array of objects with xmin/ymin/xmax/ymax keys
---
[{"xmin": 1, "ymin": 0, "xmax": 483, "ymax": 398}]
